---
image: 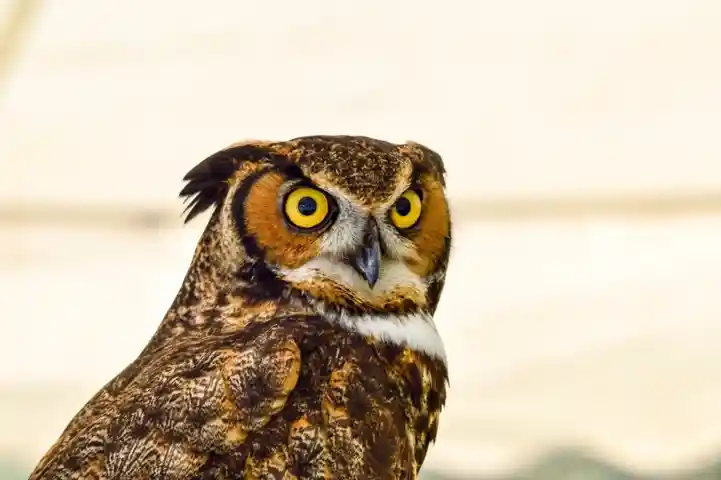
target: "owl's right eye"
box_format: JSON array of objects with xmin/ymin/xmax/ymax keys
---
[{"xmin": 283, "ymin": 186, "xmax": 332, "ymax": 230}]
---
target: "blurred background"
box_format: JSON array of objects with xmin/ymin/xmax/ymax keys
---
[{"xmin": 2, "ymin": 1, "xmax": 721, "ymax": 478}]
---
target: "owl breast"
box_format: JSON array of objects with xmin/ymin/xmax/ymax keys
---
[{"xmin": 198, "ymin": 316, "xmax": 447, "ymax": 479}]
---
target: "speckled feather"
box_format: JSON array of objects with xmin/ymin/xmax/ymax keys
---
[{"xmin": 29, "ymin": 136, "xmax": 451, "ymax": 480}]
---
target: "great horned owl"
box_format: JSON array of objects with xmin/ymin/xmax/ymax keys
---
[{"xmin": 30, "ymin": 135, "xmax": 452, "ymax": 479}]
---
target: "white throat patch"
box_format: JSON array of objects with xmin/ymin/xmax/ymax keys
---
[{"xmin": 331, "ymin": 310, "xmax": 447, "ymax": 365}]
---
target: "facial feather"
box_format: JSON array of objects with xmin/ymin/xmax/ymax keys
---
[{"xmin": 278, "ymin": 257, "xmax": 426, "ymax": 299}]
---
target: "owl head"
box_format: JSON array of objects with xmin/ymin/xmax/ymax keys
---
[{"xmin": 179, "ymin": 135, "xmax": 451, "ymax": 318}]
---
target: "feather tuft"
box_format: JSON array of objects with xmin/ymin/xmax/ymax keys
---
[{"xmin": 178, "ymin": 144, "xmax": 283, "ymax": 223}]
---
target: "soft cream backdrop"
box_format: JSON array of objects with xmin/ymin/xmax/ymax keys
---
[{"xmin": 2, "ymin": 1, "xmax": 721, "ymax": 476}]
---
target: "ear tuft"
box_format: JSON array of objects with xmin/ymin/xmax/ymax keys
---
[
  {"xmin": 179, "ymin": 144, "xmax": 289, "ymax": 223},
  {"xmin": 179, "ymin": 151, "xmax": 239, "ymax": 223}
]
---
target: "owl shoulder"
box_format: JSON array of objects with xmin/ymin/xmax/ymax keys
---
[{"xmin": 30, "ymin": 316, "xmax": 315, "ymax": 479}]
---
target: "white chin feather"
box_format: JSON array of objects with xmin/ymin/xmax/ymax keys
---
[
  {"xmin": 279, "ymin": 257, "xmax": 427, "ymax": 297},
  {"xmin": 337, "ymin": 311, "xmax": 447, "ymax": 365}
]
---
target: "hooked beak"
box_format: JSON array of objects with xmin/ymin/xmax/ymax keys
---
[{"xmin": 348, "ymin": 220, "xmax": 382, "ymax": 287}]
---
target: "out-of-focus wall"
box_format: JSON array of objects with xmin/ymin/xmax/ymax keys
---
[
  {"xmin": 3, "ymin": 0, "xmax": 721, "ymax": 206},
  {"xmin": 2, "ymin": 1, "xmax": 721, "ymax": 478}
]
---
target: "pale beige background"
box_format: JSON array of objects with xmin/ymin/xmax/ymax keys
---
[{"xmin": 1, "ymin": 0, "xmax": 721, "ymax": 477}]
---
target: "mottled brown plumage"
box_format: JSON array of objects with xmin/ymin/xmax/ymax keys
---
[{"xmin": 30, "ymin": 135, "xmax": 452, "ymax": 479}]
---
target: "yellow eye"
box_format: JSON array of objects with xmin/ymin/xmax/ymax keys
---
[
  {"xmin": 391, "ymin": 189, "xmax": 422, "ymax": 229},
  {"xmin": 284, "ymin": 186, "xmax": 331, "ymax": 230}
]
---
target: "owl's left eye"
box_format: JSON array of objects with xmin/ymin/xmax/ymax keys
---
[
  {"xmin": 283, "ymin": 186, "xmax": 332, "ymax": 230},
  {"xmin": 390, "ymin": 189, "xmax": 423, "ymax": 229}
]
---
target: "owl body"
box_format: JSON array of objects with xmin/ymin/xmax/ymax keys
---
[{"xmin": 30, "ymin": 136, "xmax": 451, "ymax": 479}]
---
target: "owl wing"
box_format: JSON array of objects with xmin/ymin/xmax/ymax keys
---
[{"xmin": 29, "ymin": 320, "xmax": 303, "ymax": 479}]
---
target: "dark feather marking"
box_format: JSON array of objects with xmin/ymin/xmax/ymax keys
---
[
  {"xmin": 425, "ymin": 280, "xmax": 444, "ymax": 316},
  {"xmin": 233, "ymin": 261, "xmax": 286, "ymax": 304},
  {"xmin": 427, "ymin": 389, "xmax": 442, "ymax": 412},
  {"xmin": 64, "ymin": 455, "xmax": 81, "ymax": 470},
  {"xmin": 230, "ymin": 167, "xmax": 273, "ymax": 258},
  {"xmin": 405, "ymin": 365, "xmax": 424, "ymax": 410},
  {"xmin": 426, "ymin": 236, "xmax": 452, "ymax": 315},
  {"xmin": 242, "ymin": 370, "xmax": 280, "ymax": 411},
  {"xmin": 414, "ymin": 414, "xmax": 430, "ymax": 433},
  {"xmin": 409, "ymin": 169, "xmax": 424, "ymax": 190},
  {"xmin": 282, "ymin": 163, "xmax": 307, "ymax": 181},
  {"xmin": 346, "ymin": 384, "xmax": 373, "ymax": 420},
  {"xmin": 366, "ymin": 426, "xmax": 396, "ymax": 474}
]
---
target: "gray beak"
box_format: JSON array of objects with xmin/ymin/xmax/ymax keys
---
[{"xmin": 349, "ymin": 220, "xmax": 382, "ymax": 287}]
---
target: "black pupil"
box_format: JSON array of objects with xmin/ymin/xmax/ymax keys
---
[
  {"xmin": 298, "ymin": 196, "xmax": 317, "ymax": 216},
  {"xmin": 395, "ymin": 196, "xmax": 412, "ymax": 216}
]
